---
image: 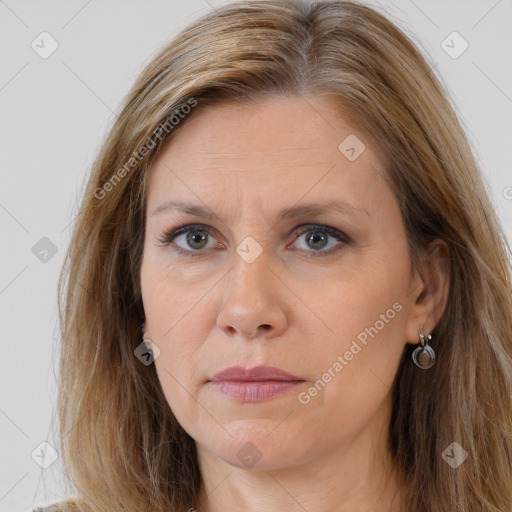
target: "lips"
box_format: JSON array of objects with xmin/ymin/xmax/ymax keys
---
[
  {"xmin": 210, "ymin": 365, "xmax": 303, "ymax": 382},
  {"xmin": 208, "ymin": 365, "xmax": 305, "ymax": 403}
]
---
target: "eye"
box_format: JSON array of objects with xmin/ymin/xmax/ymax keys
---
[
  {"xmin": 290, "ymin": 224, "xmax": 351, "ymax": 256},
  {"xmin": 156, "ymin": 224, "xmax": 221, "ymax": 258},
  {"xmin": 156, "ymin": 223, "xmax": 351, "ymax": 258}
]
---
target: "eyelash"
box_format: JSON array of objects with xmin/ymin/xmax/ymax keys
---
[{"xmin": 156, "ymin": 223, "xmax": 352, "ymax": 259}]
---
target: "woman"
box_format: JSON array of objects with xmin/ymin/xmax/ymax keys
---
[{"xmin": 38, "ymin": 0, "xmax": 512, "ymax": 511}]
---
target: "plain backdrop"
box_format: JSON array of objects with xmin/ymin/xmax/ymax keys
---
[{"xmin": 1, "ymin": 0, "xmax": 511, "ymax": 510}]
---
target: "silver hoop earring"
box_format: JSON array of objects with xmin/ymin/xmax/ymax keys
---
[{"xmin": 412, "ymin": 329, "xmax": 435, "ymax": 369}]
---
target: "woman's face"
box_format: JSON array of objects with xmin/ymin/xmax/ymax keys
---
[{"xmin": 141, "ymin": 94, "xmax": 425, "ymax": 471}]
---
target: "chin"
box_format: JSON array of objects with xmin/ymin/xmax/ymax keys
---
[{"xmin": 202, "ymin": 428, "xmax": 306, "ymax": 471}]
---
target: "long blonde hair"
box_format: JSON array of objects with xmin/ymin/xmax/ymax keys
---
[{"xmin": 54, "ymin": 1, "xmax": 512, "ymax": 511}]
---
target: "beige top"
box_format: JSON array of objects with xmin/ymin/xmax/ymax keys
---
[{"xmin": 32, "ymin": 504, "xmax": 61, "ymax": 512}]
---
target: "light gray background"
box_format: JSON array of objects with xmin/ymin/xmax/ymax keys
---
[{"xmin": 1, "ymin": 0, "xmax": 511, "ymax": 510}]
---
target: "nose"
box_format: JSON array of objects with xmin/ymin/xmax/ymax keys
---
[{"xmin": 216, "ymin": 248, "xmax": 288, "ymax": 341}]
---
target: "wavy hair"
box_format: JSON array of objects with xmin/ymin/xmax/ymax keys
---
[{"xmin": 53, "ymin": 1, "xmax": 512, "ymax": 511}]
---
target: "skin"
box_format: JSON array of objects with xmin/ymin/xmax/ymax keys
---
[{"xmin": 140, "ymin": 94, "xmax": 450, "ymax": 512}]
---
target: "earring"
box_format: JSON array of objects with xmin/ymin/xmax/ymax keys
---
[{"xmin": 412, "ymin": 328, "xmax": 435, "ymax": 369}]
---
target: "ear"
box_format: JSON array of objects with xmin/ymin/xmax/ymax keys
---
[
  {"xmin": 141, "ymin": 321, "xmax": 153, "ymax": 347},
  {"xmin": 404, "ymin": 239, "xmax": 451, "ymax": 343}
]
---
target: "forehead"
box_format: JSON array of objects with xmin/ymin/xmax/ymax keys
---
[{"xmin": 146, "ymin": 94, "xmax": 389, "ymax": 217}]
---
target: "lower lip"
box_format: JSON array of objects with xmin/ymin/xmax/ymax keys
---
[{"xmin": 210, "ymin": 380, "xmax": 303, "ymax": 402}]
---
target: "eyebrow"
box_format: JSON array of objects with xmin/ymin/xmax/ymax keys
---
[{"xmin": 151, "ymin": 199, "xmax": 370, "ymax": 221}]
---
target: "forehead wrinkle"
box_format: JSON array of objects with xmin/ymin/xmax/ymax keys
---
[
  {"xmin": 168, "ymin": 145, "xmax": 339, "ymax": 178},
  {"xmin": 181, "ymin": 143, "xmax": 332, "ymax": 161}
]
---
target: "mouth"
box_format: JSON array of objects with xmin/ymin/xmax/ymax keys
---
[{"xmin": 208, "ymin": 365, "xmax": 305, "ymax": 403}]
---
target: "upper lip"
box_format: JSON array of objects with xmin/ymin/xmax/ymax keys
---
[{"xmin": 209, "ymin": 365, "xmax": 303, "ymax": 382}]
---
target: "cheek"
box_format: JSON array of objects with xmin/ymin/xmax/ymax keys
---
[
  {"xmin": 140, "ymin": 262, "xmax": 213, "ymax": 417},
  {"xmin": 293, "ymin": 266, "xmax": 407, "ymax": 441},
  {"xmin": 321, "ymin": 252, "xmax": 405, "ymax": 324},
  {"xmin": 141, "ymin": 251, "xmax": 209, "ymax": 342},
  {"xmin": 310, "ymin": 253, "xmax": 409, "ymax": 379},
  {"xmin": 143, "ymin": 275, "xmax": 207, "ymax": 367}
]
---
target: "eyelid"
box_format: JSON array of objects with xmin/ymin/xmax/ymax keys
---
[
  {"xmin": 156, "ymin": 222, "xmax": 351, "ymax": 257},
  {"xmin": 291, "ymin": 224, "xmax": 351, "ymax": 243}
]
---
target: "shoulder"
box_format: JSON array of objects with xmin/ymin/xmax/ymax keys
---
[
  {"xmin": 31, "ymin": 498, "xmax": 86, "ymax": 512},
  {"xmin": 32, "ymin": 503, "xmax": 66, "ymax": 512}
]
